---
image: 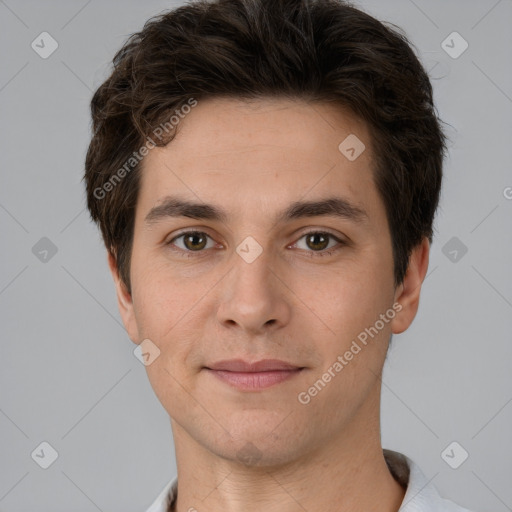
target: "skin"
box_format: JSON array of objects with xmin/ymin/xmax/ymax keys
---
[{"xmin": 108, "ymin": 97, "xmax": 430, "ymax": 512}]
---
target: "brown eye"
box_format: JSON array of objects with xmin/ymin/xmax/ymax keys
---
[
  {"xmin": 168, "ymin": 231, "xmax": 215, "ymax": 253},
  {"xmin": 292, "ymin": 231, "xmax": 345, "ymax": 257},
  {"xmin": 183, "ymin": 232, "xmax": 207, "ymax": 251},
  {"xmin": 305, "ymin": 232, "xmax": 330, "ymax": 251}
]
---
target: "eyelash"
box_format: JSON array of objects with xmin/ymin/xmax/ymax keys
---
[{"xmin": 166, "ymin": 230, "xmax": 346, "ymax": 258}]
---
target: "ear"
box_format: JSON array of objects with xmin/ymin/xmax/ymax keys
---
[
  {"xmin": 107, "ymin": 251, "xmax": 139, "ymax": 344},
  {"xmin": 391, "ymin": 237, "xmax": 430, "ymax": 335}
]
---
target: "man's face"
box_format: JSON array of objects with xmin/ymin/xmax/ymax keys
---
[{"xmin": 111, "ymin": 97, "xmax": 420, "ymax": 465}]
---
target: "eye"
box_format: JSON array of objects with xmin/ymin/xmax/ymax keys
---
[
  {"xmin": 291, "ymin": 231, "xmax": 345, "ymax": 257},
  {"xmin": 167, "ymin": 231, "xmax": 217, "ymax": 253},
  {"xmin": 166, "ymin": 229, "xmax": 346, "ymax": 258}
]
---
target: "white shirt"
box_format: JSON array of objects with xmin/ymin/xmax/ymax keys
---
[{"xmin": 145, "ymin": 449, "xmax": 473, "ymax": 512}]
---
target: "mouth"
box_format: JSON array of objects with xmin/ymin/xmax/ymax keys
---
[{"xmin": 203, "ymin": 359, "xmax": 305, "ymax": 391}]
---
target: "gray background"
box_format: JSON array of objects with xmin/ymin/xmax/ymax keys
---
[{"xmin": 1, "ymin": 0, "xmax": 511, "ymax": 511}]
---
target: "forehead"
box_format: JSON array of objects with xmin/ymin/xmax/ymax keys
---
[
  {"xmin": 160, "ymin": 97, "xmax": 373, "ymax": 163},
  {"xmin": 137, "ymin": 97, "xmax": 382, "ymax": 226}
]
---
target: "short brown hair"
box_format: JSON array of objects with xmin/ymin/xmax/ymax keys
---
[{"xmin": 84, "ymin": 0, "xmax": 447, "ymax": 295}]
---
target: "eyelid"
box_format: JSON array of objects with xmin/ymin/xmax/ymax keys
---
[
  {"xmin": 166, "ymin": 229, "xmax": 221, "ymax": 251},
  {"xmin": 166, "ymin": 227, "xmax": 218, "ymax": 244},
  {"xmin": 293, "ymin": 227, "xmax": 346, "ymax": 242},
  {"xmin": 289, "ymin": 229, "xmax": 347, "ymax": 253}
]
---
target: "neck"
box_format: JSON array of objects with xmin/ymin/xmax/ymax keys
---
[{"xmin": 170, "ymin": 387, "xmax": 405, "ymax": 512}]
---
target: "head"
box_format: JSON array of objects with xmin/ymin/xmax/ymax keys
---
[{"xmin": 84, "ymin": 0, "xmax": 447, "ymax": 466}]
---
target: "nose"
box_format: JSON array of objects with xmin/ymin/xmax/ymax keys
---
[{"xmin": 216, "ymin": 245, "xmax": 291, "ymax": 335}]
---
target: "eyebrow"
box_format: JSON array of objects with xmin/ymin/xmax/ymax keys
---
[{"xmin": 144, "ymin": 195, "xmax": 369, "ymax": 227}]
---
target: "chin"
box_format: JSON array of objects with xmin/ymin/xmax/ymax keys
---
[{"xmin": 205, "ymin": 423, "xmax": 308, "ymax": 469}]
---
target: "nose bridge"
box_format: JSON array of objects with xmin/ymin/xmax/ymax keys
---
[
  {"xmin": 234, "ymin": 241, "xmax": 273, "ymax": 292},
  {"xmin": 217, "ymin": 238, "xmax": 290, "ymax": 332}
]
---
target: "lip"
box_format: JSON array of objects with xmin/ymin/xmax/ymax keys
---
[
  {"xmin": 204, "ymin": 359, "xmax": 304, "ymax": 391},
  {"xmin": 206, "ymin": 359, "xmax": 301, "ymax": 372}
]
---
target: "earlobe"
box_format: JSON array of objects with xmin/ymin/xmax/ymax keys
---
[
  {"xmin": 107, "ymin": 251, "xmax": 139, "ymax": 343},
  {"xmin": 390, "ymin": 238, "xmax": 430, "ymax": 335}
]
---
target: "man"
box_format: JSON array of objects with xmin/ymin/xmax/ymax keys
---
[{"xmin": 84, "ymin": 0, "xmax": 474, "ymax": 510}]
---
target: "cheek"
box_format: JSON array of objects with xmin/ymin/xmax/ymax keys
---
[
  {"xmin": 297, "ymin": 254, "xmax": 391, "ymax": 338},
  {"xmin": 131, "ymin": 258, "xmax": 192, "ymax": 334},
  {"xmin": 299, "ymin": 283, "xmax": 390, "ymax": 419},
  {"xmin": 131, "ymin": 262, "xmax": 214, "ymax": 376},
  {"xmin": 135, "ymin": 271, "xmax": 204, "ymax": 411}
]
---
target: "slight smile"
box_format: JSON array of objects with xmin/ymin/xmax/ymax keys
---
[{"xmin": 203, "ymin": 359, "xmax": 306, "ymax": 391}]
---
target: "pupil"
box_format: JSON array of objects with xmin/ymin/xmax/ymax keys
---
[
  {"xmin": 308, "ymin": 233, "xmax": 328, "ymax": 251},
  {"xmin": 185, "ymin": 233, "xmax": 206, "ymax": 251}
]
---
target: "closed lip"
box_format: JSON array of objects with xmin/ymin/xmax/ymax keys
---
[{"xmin": 204, "ymin": 359, "xmax": 303, "ymax": 372}]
